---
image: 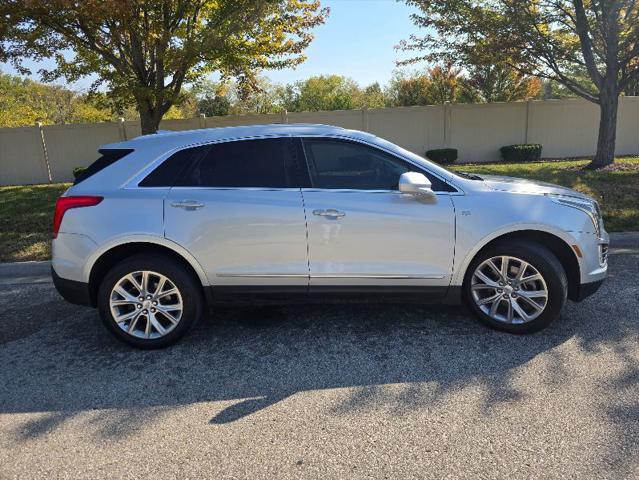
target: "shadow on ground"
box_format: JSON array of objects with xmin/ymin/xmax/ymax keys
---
[{"xmin": 0, "ymin": 255, "xmax": 637, "ymax": 472}]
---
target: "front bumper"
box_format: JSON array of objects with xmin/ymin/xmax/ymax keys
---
[
  {"xmin": 571, "ymin": 278, "xmax": 604, "ymax": 302},
  {"xmin": 568, "ymin": 229, "xmax": 608, "ymax": 302},
  {"xmin": 51, "ymin": 267, "xmax": 93, "ymax": 307},
  {"xmin": 572, "ymin": 229, "xmax": 608, "ymax": 283}
]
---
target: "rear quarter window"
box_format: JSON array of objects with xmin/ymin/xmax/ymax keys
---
[{"xmin": 74, "ymin": 149, "xmax": 134, "ymax": 185}]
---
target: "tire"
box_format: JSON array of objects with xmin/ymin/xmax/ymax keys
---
[
  {"xmin": 463, "ymin": 241, "xmax": 568, "ymax": 334},
  {"xmin": 97, "ymin": 254, "xmax": 204, "ymax": 348}
]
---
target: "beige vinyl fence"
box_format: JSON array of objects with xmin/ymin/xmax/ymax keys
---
[{"xmin": 1, "ymin": 97, "xmax": 638, "ymax": 186}]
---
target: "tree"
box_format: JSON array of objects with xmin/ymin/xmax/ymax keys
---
[
  {"xmin": 399, "ymin": 0, "xmax": 639, "ymax": 168},
  {"xmin": 228, "ymin": 76, "xmax": 284, "ymax": 114},
  {"xmin": 191, "ymin": 79, "xmax": 231, "ymax": 116},
  {"xmin": 190, "ymin": 76, "xmax": 286, "ymax": 115},
  {"xmin": 0, "ymin": 71, "xmax": 111, "ymax": 127},
  {"xmin": 198, "ymin": 95, "xmax": 231, "ymax": 117},
  {"xmin": 426, "ymin": 64, "xmax": 462, "ymax": 104},
  {"xmin": 462, "ymin": 64, "xmax": 542, "ymax": 103},
  {"xmin": 387, "ymin": 65, "xmax": 463, "ymax": 106},
  {"xmin": 281, "ymin": 75, "xmax": 362, "ymax": 111},
  {"xmin": 388, "ymin": 74, "xmax": 432, "ymax": 106},
  {"xmin": 3, "ymin": 0, "xmax": 328, "ymax": 134},
  {"xmin": 360, "ymin": 82, "xmax": 386, "ymax": 108},
  {"xmin": 622, "ymin": 77, "xmax": 639, "ymax": 96}
]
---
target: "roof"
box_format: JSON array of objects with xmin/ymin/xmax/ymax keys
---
[{"xmin": 103, "ymin": 123, "xmax": 365, "ymax": 151}]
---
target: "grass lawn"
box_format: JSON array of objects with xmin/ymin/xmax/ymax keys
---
[
  {"xmin": 0, "ymin": 157, "xmax": 637, "ymax": 262},
  {"xmin": 0, "ymin": 183, "xmax": 70, "ymax": 262}
]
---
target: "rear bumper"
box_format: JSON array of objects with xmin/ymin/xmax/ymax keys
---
[
  {"xmin": 571, "ymin": 279, "xmax": 604, "ymax": 302},
  {"xmin": 51, "ymin": 267, "xmax": 93, "ymax": 307}
]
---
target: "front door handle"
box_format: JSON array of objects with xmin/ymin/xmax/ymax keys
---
[
  {"xmin": 312, "ymin": 209, "xmax": 346, "ymax": 219},
  {"xmin": 171, "ymin": 200, "xmax": 204, "ymax": 210}
]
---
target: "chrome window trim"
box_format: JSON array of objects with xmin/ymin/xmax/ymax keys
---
[
  {"xmin": 169, "ymin": 186, "xmax": 303, "ymax": 192},
  {"xmin": 124, "ymin": 134, "xmax": 293, "ymax": 189},
  {"xmin": 300, "ymin": 188, "xmax": 451, "ymax": 196},
  {"xmin": 166, "ymin": 186, "xmax": 451, "ymax": 196},
  {"xmin": 125, "ymin": 132, "xmax": 463, "ymax": 195}
]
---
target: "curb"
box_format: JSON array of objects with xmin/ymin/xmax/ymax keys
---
[
  {"xmin": 607, "ymin": 231, "xmax": 639, "ymax": 248},
  {"xmin": 1, "ymin": 232, "xmax": 638, "ymax": 278},
  {"xmin": 0, "ymin": 261, "xmax": 51, "ymax": 277}
]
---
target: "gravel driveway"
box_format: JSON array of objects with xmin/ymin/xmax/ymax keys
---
[{"xmin": 1, "ymin": 253, "xmax": 637, "ymax": 479}]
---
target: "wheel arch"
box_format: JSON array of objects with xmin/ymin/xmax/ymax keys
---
[
  {"xmin": 456, "ymin": 228, "xmax": 581, "ymax": 301},
  {"xmin": 86, "ymin": 236, "xmax": 210, "ymax": 307}
]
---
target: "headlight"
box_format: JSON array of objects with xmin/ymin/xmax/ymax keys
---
[{"xmin": 547, "ymin": 194, "xmax": 602, "ymax": 236}]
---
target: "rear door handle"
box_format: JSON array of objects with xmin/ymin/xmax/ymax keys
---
[
  {"xmin": 312, "ymin": 209, "xmax": 346, "ymax": 219},
  {"xmin": 171, "ymin": 200, "xmax": 204, "ymax": 210}
]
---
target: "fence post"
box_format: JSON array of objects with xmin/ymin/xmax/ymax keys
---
[
  {"xmin": 36, "ymin": 122, "xmax": 53, "ymax": 183},
  {"xmin": 443, "ymin": 101, "xmax": 452, "ymax": 148},
  {"xmin": 199, "ymin": 113, "xmax": 206, "ymax": 129},
  {"xmin": 280, "ymin": 109, "xmax": 288, "ymax": 124},
  {"xmin": 525, "ymin": 100, "xmax": 532, "ymax": 144},
  {"xmin": 118, "ymin": 117, "xmax": 127, "ymax": 141},
  {"xmin": 361, "ymin": 107, "xmax": 369, "ymax": 132}
]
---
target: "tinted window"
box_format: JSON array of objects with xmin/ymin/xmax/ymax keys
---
[
  {"xmin": 73, "ymin": 149, "xmax": 133, "ymax": 185},
  {"xmin": 139, "ymin": 145, "xmax": 208, "ymax": 187},
  {"xmin": 302, "ymin": 138, "xmax": 453, "ymax": 192},
  {"xmin": 178, "ymin": 138, "xmax": 300, "ymax": 188}
]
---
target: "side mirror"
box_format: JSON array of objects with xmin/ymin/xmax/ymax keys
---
[{"xmin": 399, "ymin": 172, "xmax": 434, "ymax": 196}]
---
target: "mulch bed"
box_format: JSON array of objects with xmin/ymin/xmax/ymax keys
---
[{"xmin": 562, "ymin": 163, "xmax": 639, "ymax": 172}]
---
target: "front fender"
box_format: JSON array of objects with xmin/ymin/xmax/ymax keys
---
[{"xmin": 451, "ymin": 223, "xmax": 581, "ymax": 287}]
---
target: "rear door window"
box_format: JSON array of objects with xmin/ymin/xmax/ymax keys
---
[
  {"xmin": 178, "ymin": 137, "xmax": 304, "ymax": 188},
  {"xmin": 139, "ymin": 145, "xmax": 208, "ymax": 187}
]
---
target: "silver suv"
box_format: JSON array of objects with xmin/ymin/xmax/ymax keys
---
[{"xmin": 52, "ymin": 124, "xmax": 608, "ymax": 348}]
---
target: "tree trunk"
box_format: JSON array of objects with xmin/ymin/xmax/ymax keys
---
[
  {"xmin": 139, "ymin": 107, "xmax": 162, "ymax": 135},
  {"xmin": 586, "ymin": 87, "xmax": 619, "ymax": 169}
]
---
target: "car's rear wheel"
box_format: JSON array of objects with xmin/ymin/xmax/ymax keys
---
[
  {"xmin": 464, "ymin": 242, "xmax": 568, "ymax": 333},
  {"xmin": 97, "ymin": 254, "xmax": 203, "ymax": 348}
]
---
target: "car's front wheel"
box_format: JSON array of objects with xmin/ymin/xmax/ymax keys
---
[
  {"xmin": 97, "ymin": 254, "xmax": 203, "ymax": 348},
  {"xmin": 464, "ymin": 242, "xmax": 568, "ymax": 333}
]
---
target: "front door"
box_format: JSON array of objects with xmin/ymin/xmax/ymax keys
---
[
  {"xmin": 300, "ymin": 137, "xmax": 456, "ymax": 296},
  {"xmin": 164, "ymin": 137, "xmax": 309, "ymax": 288}
]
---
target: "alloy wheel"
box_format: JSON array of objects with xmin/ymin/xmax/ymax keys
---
[
  {"xmin": 471, "ymin": 255, "xmax": 548, "ymax": 324},
  {"xmin": 109, "ymin": 270, "xmax": 183, "ymax": 339}
]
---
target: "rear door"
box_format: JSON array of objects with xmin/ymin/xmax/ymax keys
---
[
  {"xmin": 163, "ymin": 137, "xmax": 309, "ymax": 288},
  {"xmin": 300, "ymin": 137, "xmax": 456, "ymax": 296}
]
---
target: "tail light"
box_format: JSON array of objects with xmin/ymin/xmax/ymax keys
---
[{"xmin": 53, "ymin": 196, "xmax": 103, "ymax": 238}]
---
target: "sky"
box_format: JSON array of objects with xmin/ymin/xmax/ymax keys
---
[
  {"xmin": 0, "ymin": 0, "xmax": 425, "ymax": 91},
  {"xmin": 265, "ymin": 0, "xmax": 423, "ymax": 86}
]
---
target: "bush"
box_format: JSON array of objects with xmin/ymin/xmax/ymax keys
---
[
  {"xmin": 500, "ymin": 144, "xmax": 543, "ymax": 162},
  {"xmin": 72, "ymin": 167, "xmax": 87, "ymax": 179},
  {"xmin": 426, "ymin": 148, "xmax": 458, "ymax": 164}
]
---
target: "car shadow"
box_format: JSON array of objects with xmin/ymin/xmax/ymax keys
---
[
  {"xmin": 0, "ymin": 255, "xmax": 637, "ymax": 473},
  {"xmin": 0, "ymin": 298, "xmax": 572, "ymax": 425}
]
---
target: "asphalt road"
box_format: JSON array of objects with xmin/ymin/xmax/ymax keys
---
[{"xmin": 1, "ymin": 253, "xmax": 637, "ymax": 479}]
